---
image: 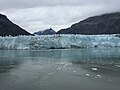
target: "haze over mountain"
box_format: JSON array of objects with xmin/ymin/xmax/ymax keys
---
[
  {"xmin": 0, "ymin": 13, "xmax": 32, "ymax": 36},
  {"xmin": 57, "ymin": 12, "xmax": 120, "ymax": 35}
]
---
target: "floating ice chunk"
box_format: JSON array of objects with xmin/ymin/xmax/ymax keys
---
[
  {"xmin": 95, "ymin": 76, "xmax": 98, "ymax": 79},
  {"xmin": 115, "ymin": 65, "xmax": 120, "ymax": 67},
  {"xmin": 97, "ymin": 75, "xmax": 102, "ymax": 78},
  {"xmin": 57, "ymin": 67, "xmax": 62, "ymax": 71},
  {"xmin": 73, "ymin": 71, "xmax": 76, "ymax": 73},
  {"xmin": 63, "ymin": 65, "xmax": 66, "ymax": 68},
  {"xmin": 86, "ymin": 74, "xmax": 90, "ymax": 76},
  {"xmin": 92, "ymin": 68, "xmax": 98, "ymax": 71},
  {"xmin": 48, "ymin": 73, "xmax": 54, "ymax": 75}
]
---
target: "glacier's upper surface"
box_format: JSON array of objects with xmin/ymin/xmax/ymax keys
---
[{"xmin": 0, "ymin": 34, "xmax": 120, "ymax": 50}]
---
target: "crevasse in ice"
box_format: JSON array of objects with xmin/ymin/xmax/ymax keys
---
[{"xmin": 0, "ymin": 34, "xmax": 120, "ymax": 50}]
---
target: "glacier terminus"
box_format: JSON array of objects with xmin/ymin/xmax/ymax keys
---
[{"xmin": 0, "ymin": 34, "xmax": 120, "ymax": 50}]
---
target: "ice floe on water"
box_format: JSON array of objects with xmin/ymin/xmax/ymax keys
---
[
  {"xmin": 92, "ymin": 68, "xmax": 98, "ymax": 71},
  {"xmin": 115, "ymin": 65, "xmax": 120, "ymax": 67},
  {"xmin": 86, "ymin": 74, "xmax": 90, "ymax": 76},
  {"xmin": 0, "ymin": 34, "xmax": 120, "ymax": 50},
  {"xmin": 73, "ymin": 71, "xmax": 76, "ymax": 73},
  {"xmin": 96, "ymin": 75, "xmax": 102, "ymax": 78},
  {"xmin": 57, "ymin": 67, "xmax": 62, "ymax": 71}
]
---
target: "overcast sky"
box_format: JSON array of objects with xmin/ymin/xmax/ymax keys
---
[{"xmin": 0, "ymin": 0, "xmax": 120, "ymax": 33}]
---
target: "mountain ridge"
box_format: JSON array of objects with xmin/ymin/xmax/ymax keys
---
[
  {"xmin": 0, "ymin": 13, "xmax": 32, "ymax": 36},
  {"xmin": 33, "ymin": 28, "xmax": 56, "ymax": 35},
  {"xmin": 57, "ymin": 12, "xmax": 120, "ymax": 34}
]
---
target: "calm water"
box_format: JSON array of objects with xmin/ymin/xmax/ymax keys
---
[{"xmin": 0, "ymin": 48, "xmax": 120, "ymax": 90}]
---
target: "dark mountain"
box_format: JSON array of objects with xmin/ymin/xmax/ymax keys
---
[
  {"xmin": 57, "ymin": 12, "xmax": 120, "ymax": 34},
  {"xmin": 33, "ymin": 28, "xmax": 56, "ymax": 35},
  {"xmin": 0, "ymin": 13, "xmax": 32, "ymax": 36}
]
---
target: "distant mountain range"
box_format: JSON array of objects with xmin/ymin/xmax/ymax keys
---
[
  {"xmin": 57, "ymin": 12, "xmax": 120, "ymax": 34},
  {"xmin": 0, "ymin": 13, "xmax": 32, "ymax": 36},
  {"xmin": 33, "ymin": 28, "xmax": 56, "ymax": 35}
]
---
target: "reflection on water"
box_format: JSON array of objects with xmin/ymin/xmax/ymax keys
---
[{"xmin": 0, "ymin": 48, "xmax": 120, "ymax": 90}]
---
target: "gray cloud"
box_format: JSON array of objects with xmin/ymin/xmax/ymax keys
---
[
  {"xmin": 0, "ymin": 0, "xmax": 119, "ymax": 10},
  {"xmin": 0, "ymin": 0, "xmax": 120, "ymax": 33},
  {"xmin": 0, "ymin": 0, "xmax": 84, "ymax": 10}
]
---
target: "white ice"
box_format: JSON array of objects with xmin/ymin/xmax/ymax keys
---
[{"xmin": 0, "ymin": 34, "xmax": 120, "ymax": 50}]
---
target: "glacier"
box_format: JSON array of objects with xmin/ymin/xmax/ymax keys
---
[{"xmin": 0, "ymin": 34, "xmax": 120, "ymax": 50}]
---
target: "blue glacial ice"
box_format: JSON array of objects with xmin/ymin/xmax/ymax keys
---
[{"xmin": 0, "ymin": 34, "xmax": 120, "ymax": 50}]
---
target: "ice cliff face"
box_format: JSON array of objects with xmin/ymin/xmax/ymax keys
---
[{"xmin": 0, "ymin": 34, "xmax": 120, "ymax": 50}]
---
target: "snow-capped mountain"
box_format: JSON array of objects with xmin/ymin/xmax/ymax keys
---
[{"xmin": 33, "ymin": 28, "xmax": 56, "ymax": 35}]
